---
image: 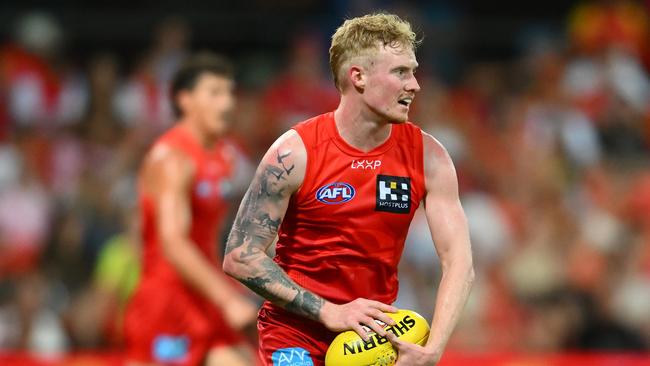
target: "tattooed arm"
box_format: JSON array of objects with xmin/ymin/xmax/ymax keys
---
[{"xmin": 223, "ymin": 130, "xmax": 397, "ymax": 339}]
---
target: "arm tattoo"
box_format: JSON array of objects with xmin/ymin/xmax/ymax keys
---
[
  {"xmin": 259, "ymin": 213, "xmax": 281, "ymax": 232},
  {"xmin": 225, "ymin": 159, "xmax": 286, "ymax": 255},
  {"xmin": 263, "ymin": 151, "xmax": 294, "ymax": 182},
  {"xmin": 277, "ymin": 151, "xmax": 295, "ymax": 175},
  {"xmin": 266, "ymin": 165, "xmax": 287, "ymax": 182},
  {"xmin": 286, "ymin": 291, "xmax": 324, "ymax": 320},
  {"xmin": 241, "ymin": 254, "xmax": 324, "ymax": 321},
  {"xmin": 225, "ymin": 149, "xmax": 325, "ymax": 320}
]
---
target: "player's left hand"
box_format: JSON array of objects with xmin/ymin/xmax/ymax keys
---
[{"xmin": 386, "ymin": 332, "xmax": 440, "ymax": 366}]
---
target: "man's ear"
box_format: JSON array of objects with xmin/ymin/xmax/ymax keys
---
[{"xmin": 348, "ymin": 65, "xmax": 365, "ymax": 90}]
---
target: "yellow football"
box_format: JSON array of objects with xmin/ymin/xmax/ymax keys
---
[{"xmin": 324, "ymin": 309, "xmax": 430, "ymax": 366}]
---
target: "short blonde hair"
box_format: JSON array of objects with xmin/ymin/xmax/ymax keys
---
[{"xmin": 329, "ymin": 13, "xmax": 419, "ymax": 90}]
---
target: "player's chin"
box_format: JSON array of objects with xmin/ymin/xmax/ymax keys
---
[
  {"xmin": 388, "ymin": 113, "xmax": 409, "ymax": 124},
  {"xmin": 207, "ymin": 121, "xmax": 227, "ymax": 136}
]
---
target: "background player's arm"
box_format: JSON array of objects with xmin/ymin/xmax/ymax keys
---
[
  {"xmin": 146, "ymin": 146, "xmax": 255, "ymax": 328},
  {"xmin": 223, "ymin": 130, "xmax": 396, "ymax": 339}
]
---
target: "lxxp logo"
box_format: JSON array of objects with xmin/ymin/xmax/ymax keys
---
[
  {"xmin": 351, "ymin": 159, "xmax": 381, "ymax": 170},
  {"xmin": 376, "ymin": 175, "xmax": 411, "ymax": 214}
]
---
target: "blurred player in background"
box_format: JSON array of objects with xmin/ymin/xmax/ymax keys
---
[
  {"xmin": 223, "ymin": 13, "xmax": 474, "ymax": 366},
  {"xmin": 124, "ymin": 52, "xmax": 258, "ymax": 366}
]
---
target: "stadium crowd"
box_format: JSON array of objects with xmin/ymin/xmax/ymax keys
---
[{"xmin": 0, "ymin": 0, "xmax": 649, "ymax": 359}]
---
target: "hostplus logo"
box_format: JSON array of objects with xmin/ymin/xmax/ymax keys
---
[{"xmin": 376, "ymin": 175, "xmax": 411, "ymax": 214}]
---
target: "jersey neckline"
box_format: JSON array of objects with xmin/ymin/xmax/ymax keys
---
[{"xmin": 326, "ymin": 112, "xmax": 397, "ymax": 157}]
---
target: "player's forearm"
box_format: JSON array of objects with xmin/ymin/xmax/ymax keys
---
[
  {"xmin": 223, "ymin": 238, "xmax": 324, "ymax": 321},
  {"xmin": 425, "ymin": 250, "xmax": 474, "ymax": 354},
  {"xmin": 163, "ymin": 237, "xmax": 241, "ymax": 307}
]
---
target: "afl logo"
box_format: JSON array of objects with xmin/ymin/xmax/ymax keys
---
[{"xmin": 316, "ymin": 182, "xmax": 356, "ymax": 204}]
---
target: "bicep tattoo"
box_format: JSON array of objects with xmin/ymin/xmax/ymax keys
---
[{"xmin": 225, "ymin": 150, "xmax": 292, "ymax": 254}]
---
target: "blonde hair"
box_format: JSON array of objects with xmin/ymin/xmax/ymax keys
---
[{"xmin": 329, "ymin": 13, "xmax": 419, "ymax": 91}]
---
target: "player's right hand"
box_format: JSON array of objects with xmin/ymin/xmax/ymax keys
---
[
  {"xmin": 223, "ymin": 296, "xmax": 258, "ymax": 330},
  {"xmin": 319, "ymin": 298, "xmax": 398, "ymax": 341}
]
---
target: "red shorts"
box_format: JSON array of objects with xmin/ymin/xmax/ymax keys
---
[
  {"xmin": 124, "ymin": 279, "xmax": 244, "ymax": 366},
  {"xmin": 257, "ymin": 303, "xmax": 337, "ymax": 366}
]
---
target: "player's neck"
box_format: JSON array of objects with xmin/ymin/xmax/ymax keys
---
[
  {"xmin": 178, "ymin": 119, "xmax": 218, "ymax": 148},
  {"xmin": 334, "ymin": 99, "xmax": 392, "ymax": 153}
]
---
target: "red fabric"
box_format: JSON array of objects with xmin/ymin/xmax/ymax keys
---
[
  {"xmin": 258, "ymin": 112, "xmax": 425, "ymax": 364},
  {"xmin": 439, "ymin": 352, "xmax": 650, "ymax": 366},
  {"xmin": 275, "ymin": 112, "xmax": 426, "ymax": 306},
  {"xmin": 1, "ymin": 351, "xmax": 649, "ymax": 366},
  {"xmin": 136, "ymin": 125, "xmax": 234, "ymax": 285},
  {"xmin": 124, "ymin": 279, "xmax": 243, "ymax": 366},
  {"xmin": 125, "ymin": 125, "xmax": 242, "ymax": 365},
  {"xmin": 257, "ymin": 305, "xmax": 335, "ymax": 366}
]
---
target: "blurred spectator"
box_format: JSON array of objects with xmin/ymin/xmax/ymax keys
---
[
  {"xmin": 568, "ymin": 0, "xmax": 650, "ymax": 62},
  {"xmin": 0, "ymin": 142, "xmax": 21, "ymax": 193},
  {"xmin": 0, "ymin": 271, "xmax": 68, "ymax": 355},
  {"xmin": 396, "ymin": 208, "xmax": 439, "ymax": 320},
  {"xmin": 565, "ymin": 1, "xmax": 650, "ymax": 161},
  {"xmin": 48, "ymin": 53, "xmax": 121, "ymax": 203},
  {"xmin": 115, "ymin": 17, "xmax": 191, "ymax": 134},
  {"xmin": 0, "ymin": 141, "xmax": 51, "ymax": 276},
  {"xmin": 0, "ymin": 1, "xmax": 649, "ymax": 359},
  {"xmin": 564, "ymin": 290, "xmax": 648, "ymax": 351},
  {"xmin": 42, "ymin": 210, "xmax": 90, "ymax": 297},
  {"xmin": 257, "ymin": 32, "xmax": 339, "ymax": 156},
  {"xmin": 0, "ymin": 12, "xmax": 86, "ymax": 133},
  {"xmin": 65, "ymin": 208, "xmax": 140, "ymax": 349}
]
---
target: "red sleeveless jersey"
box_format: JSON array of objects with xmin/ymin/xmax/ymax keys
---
[
  {"xmin": 126, "ymin": 125, "xmax": 244, "ymax": 364},
  {"xmin": 139, "ymin": 125, "xmax": 236, "ymax": 286},
  {"xmin": 275, "ymin": 112, "xmax": 425, "ymax": 305}
]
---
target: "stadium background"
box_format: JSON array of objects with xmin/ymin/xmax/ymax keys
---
[{"xmin": 1, "ymin": 0, "xmax": 650, "ymax": 364}]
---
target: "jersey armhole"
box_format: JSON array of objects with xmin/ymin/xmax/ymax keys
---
[
  {"xmin": 291, "ymin": 127, "xmax": 311, "ymax": 199},
  {"xmin": 416, "ymin": 128, "xmax": 427, "ymax": 203},
  {"xmin": 158, "ymin": 140, "xmax": 198, "ymax": 189}
]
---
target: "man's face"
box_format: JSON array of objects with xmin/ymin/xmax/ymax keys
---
[
  {"xmin": 360, "ymin": 44, "xmax": 420, "ymax": 123},
  {"xmin": 181, "ymin": 73, "xmax": 234, "ymax": 136}
]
